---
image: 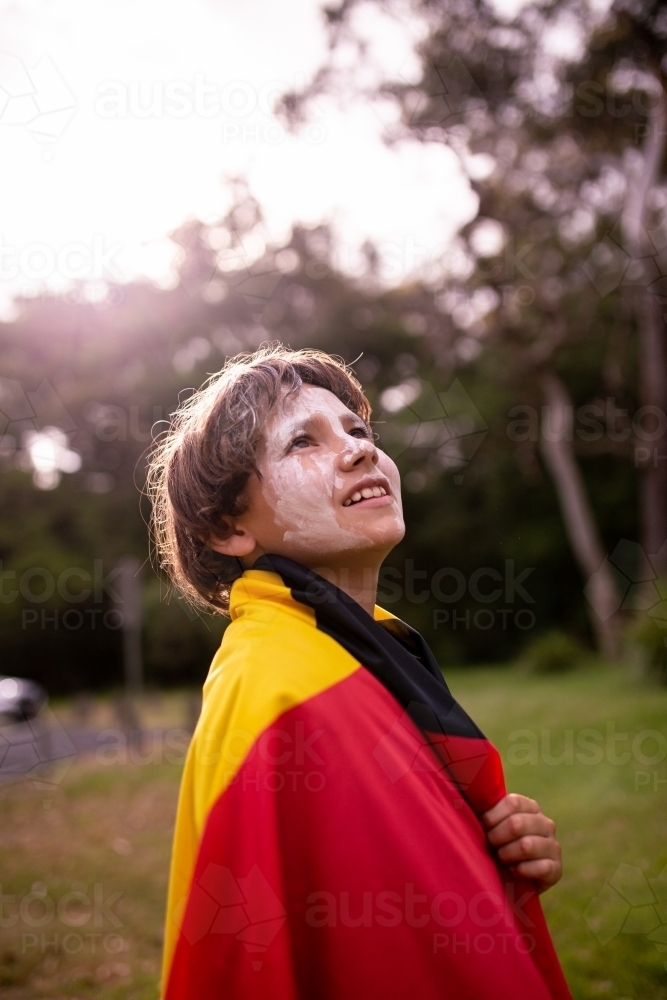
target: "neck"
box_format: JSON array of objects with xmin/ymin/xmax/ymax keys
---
[
  {"xmin": 245, "ymin": 549, "xmax": 383, "ymax": 617},
  {"xmin": 314, "ymin": 562, "xmax": 380, "ymax": 617}
]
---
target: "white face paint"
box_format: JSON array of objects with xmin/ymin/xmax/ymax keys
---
[{"xmin": 244, "ymin": 384, "xmax": 405, "ymax": 568}]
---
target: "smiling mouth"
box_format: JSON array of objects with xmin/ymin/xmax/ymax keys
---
[{"xmin": 343, "ymin": 486, "xmax": 389, "ymax": 507}]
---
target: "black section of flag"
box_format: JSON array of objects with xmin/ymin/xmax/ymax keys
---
[{"xmin": 253, "ymin": 554, "xmax": 484, "ymax": 740}]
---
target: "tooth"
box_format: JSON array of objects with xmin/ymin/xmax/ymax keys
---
[
  {"xmin": 343, "ymin": 499, "xmax": 351, "ymax": 506},
  {"xmin": 351, "ymin": 492, "xmax": 362, "ymax": 502},
  {"xmin": 361, "ymin": 488, "xmax": 373, "ymax": 499},
  {"xmin": 372, "ymin": 487, "xmax": 382, "ymax": 497},
  {"xmin": 380, "ymin": 487, "xmax": 386, "ymax": 495}
]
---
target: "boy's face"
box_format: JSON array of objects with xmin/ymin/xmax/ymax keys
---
[{"xmin": 226, "ymin": 384, "xmax": 405, "ymax": 570}]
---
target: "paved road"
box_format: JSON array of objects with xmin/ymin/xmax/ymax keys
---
[{"xmin": 0, "ymin": 717, "xmax": 191, "ymax": 784}]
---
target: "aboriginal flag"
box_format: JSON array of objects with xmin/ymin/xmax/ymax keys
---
[{"xmin": 162, "ymin": 556, "xmax": 572, "ymax": 1000}]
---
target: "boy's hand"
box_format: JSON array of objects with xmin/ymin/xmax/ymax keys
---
[{"xmin": 480, "ymin": 793, "xmax": 562, "ymax": 893}]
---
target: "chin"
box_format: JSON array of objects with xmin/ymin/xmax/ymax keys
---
[
  {"xmin": 351, "ymin": 511, "xmax": 405, "ymax": 546},
  {"xmin": 355, "ymin": 522, "xmax": 405, "ymax": 555}
]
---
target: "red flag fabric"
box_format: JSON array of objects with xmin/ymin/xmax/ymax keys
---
[{"xmin": 162, "ymin": 561, "xmax": 572, "ymax": 1000}]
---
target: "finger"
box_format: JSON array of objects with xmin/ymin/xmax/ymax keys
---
[
  {"xmin": 496, "ymin": 834, "xmax": 561, "ymax": 866},
  {"xmin": 480, "ymin": 793, "xmax": 540, "ymax": 830},
  {"xmin": 486, "ymin": 811, "xmax": 556, "ymax": 847},
  {"xmin": 510, "ymin": 858, "xmax": 562, "ymax": 886}
]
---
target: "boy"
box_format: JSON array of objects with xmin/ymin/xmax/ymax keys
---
[{"xmin": 149, "ymin": 345, "xmax": 570, "ymax": 999}]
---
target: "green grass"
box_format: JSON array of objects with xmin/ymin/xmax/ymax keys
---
[
  {"xmin": 0, "ymin": 666, "xmax": 665, "ymax": 998},
  {"xmin": 449, "ymin": 663, "xmax": 667, "ymax": 1000}
]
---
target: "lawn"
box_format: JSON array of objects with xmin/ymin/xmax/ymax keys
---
[{"xmin": 0, "ymin": 665, "xmax": 665, "ymax": 999}]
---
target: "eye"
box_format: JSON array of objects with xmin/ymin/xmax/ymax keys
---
[
  {"xmin": 289, "ymin": 434, "xmax": 312, "ymax": 451},
  {"xmin": 349, "ymin": 425, "xmax": 370, "ymax": 438}
]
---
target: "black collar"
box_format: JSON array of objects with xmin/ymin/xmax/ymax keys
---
[{"xmin": 252, "ymin": 554, "xmax": 484, "ymax": 740}]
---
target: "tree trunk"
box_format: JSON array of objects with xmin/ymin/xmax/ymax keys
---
[
  {"xmin": 539, "ymin": 370, "xmax": 620, "ymax": 659},
  {"xmin": 637, "ymin": 288, "xmax": 667, "ymax": 568},
  {"xmin": 621, "ymin": 89, "xmax": 667, "ymax": 574}
]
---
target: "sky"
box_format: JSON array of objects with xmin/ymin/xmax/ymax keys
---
[{"xmin": 0, "ymin": 0, "xmax": 483, "ymax": 318}]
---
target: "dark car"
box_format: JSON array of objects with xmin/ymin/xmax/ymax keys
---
[{"xmin": 0, "ymin": 676, "xmax": 48, "ymax": 721}]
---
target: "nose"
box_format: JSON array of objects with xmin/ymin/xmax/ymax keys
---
[{"xmin": 338, "ymin": 434, "xmax": 378, "ymax": 471}]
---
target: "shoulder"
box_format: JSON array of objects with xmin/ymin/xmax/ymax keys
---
[
  {"xmin": 206, "ymin": 597, "xmax": 359, "ymax": 712},
  {"xmin": 185, "ymin": 598, "xmax": 360, "ymax": 824}
]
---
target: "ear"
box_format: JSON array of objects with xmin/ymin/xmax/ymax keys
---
[{"xmin": 207, "ymin": 523, "xmax": 258, "ymax": 559}]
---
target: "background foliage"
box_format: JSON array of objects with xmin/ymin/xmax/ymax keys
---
[{"xmin": 3, "ymin": 0, "xmax": 667, "ymax": 692}]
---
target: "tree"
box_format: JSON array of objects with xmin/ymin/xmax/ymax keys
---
[{"xmin": 280, "ymin": 0, "xmax": 667, "ymax": 656}]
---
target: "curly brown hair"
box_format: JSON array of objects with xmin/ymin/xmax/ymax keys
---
[{"xmin": 146, "ymin": 344, "xmax": 372, "ymax": 615}]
